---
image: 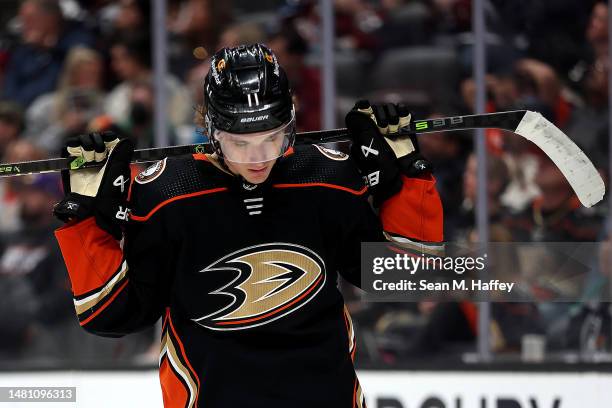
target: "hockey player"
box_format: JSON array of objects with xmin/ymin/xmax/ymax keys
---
[{"xmin": 53, "ymin": 44, "xmax": 443, "ymax": 408}]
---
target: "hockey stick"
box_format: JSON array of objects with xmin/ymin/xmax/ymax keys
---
[{"xmin": 0, "ymin": 110, "xmax": 604, "ymax": 207}]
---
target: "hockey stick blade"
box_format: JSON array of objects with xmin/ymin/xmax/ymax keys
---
[
  {"xmin": 0, "ymin": 110, "xmax": 604, "ymax": 207},
  {"xmin": 513, "ymin": 111, "xmax": 604, "ymax": 208}
]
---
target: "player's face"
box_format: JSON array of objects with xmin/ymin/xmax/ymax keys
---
[
  {"xmin": 218, "ymin": 131, "xmax": 282, "ymax": 183},
  {"xmin": 214, "ymin": 119, "xmax": 294, "ymax": 163},
  {"xmin": 215, "ymin": 120, "xmax": 294, "ymax": 184},
  {"xmin": 224, "ymin": 157, "xmax": 277, "ymax": 184}
]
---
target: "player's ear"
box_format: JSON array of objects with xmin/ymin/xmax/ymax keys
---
[
  {"xmin": 291, "ymin": 95, "xmax": 299, "ymax": 112},
  {"xmin": 193, "ymin": 104, "xmax": 206, "ymax": 128}
]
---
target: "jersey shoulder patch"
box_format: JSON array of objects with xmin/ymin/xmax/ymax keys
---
[
  {"xmin": 274, "ymin": 144, "xmax": 365, "ymax": 192},
  {"xmin": 135, "ymin": 158, "xmax": 167, "ymax": 184},
  {"xmin": 130, "ymin": 155, "xmax": 228, "ymax": 219},
  {"xmin": 313, "ymin": 144, "xmax": 349, "ymax": 161}
]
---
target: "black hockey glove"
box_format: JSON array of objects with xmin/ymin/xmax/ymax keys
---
[
  {"xmin": 53, "ymin": 132, "xmax": 134, "ymax": 240},
  {"xmin": 345, "ymin": 100, "xmax": 432, "ymax": 205}
]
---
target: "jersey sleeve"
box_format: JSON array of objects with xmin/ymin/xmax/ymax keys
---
[
  {"xmin": 379, "ymin": 173, "xmax": 445, "ymax": 256},
  {"xmin": 336, "ymin": 171, "xmax": 444, "ymax": 288},
  {"xmin": 54, "ymin": 182, "xmax": 175, "ymax": 337}
]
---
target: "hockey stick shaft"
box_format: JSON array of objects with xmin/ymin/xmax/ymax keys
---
[
  {"xmin": 1, "ymin": 109, "xmax": 604, "ymax": 207},
  {"xmin": 0, "ymin": 110, "xmax": 527, "ymax": 178}
]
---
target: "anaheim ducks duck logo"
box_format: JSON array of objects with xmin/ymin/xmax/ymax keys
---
[
  {"xmin": 135, "ymin": 158, "xmax": 166, "ymax": 184},
  {"xmin": 314, "ymin": 144, "xmax": 349, "ymax": 161},
  {"xmin": 193, "ymin": 243, "xmax": 326, "ymax": 331}
]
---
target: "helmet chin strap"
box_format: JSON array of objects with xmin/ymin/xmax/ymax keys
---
[{"xmin": 221, "ymin": 157, "xmax": 237, "ymax": 175}]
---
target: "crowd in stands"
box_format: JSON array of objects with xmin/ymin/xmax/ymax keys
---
[{"xmin": 0, "ymin": 0, "xmax": 610, "ymax": 367}]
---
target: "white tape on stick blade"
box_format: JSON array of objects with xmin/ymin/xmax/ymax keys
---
[{"xmin": 514, "ymin": 111, "xmax": 605, "ymax": 207}]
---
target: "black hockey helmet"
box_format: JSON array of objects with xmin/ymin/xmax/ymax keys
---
[{"xmin": 204, "ymin": 44, "xmax": 296, "ymax": 163}]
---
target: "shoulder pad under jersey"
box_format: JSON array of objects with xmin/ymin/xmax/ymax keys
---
[
  {"xmin": 129, "ymin": 154, "xmax": 228, "ymax": 219},
  {"xmin": 274, "ymin": 144, "xmax": 366, "ymax": 193}
]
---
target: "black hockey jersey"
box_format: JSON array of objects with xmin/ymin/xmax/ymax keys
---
[{"xmin": 55, "ymin": 144, "xmax": 443, "ymax": 408}]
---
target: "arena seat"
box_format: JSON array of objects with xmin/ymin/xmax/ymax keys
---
[{"xmin": 367, "ymin": 46, "xmax": 460, "ymax": 101}]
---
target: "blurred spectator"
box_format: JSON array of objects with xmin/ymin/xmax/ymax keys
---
[
  {"xmin": 586, "ymin": 1, "xmax": 609, "ymax": 60},
  {"xmin": 217, "ymin": 21, "xmax": 266, "ymax": 49},
  {"xmin": 439, "ymin": 0, "xmax": 524, "ymax": 75},
  {"xmin": 460, "ymin": 61, "xmax": 562, "ymax": 123},
  {"xmin": 0, "ymin": 101, "xmax": 24, "ymax": 158},
  {"xmin": 499, "ymin": 133, "xmax": 541, "ymax": 213},
  {"xmin": 376, "ymin": 0, "xmax": 434, "ymax": 48},
  {"xmin": 514, "ymin": 59, "xmax": 571, "ymax": 126},
  {"xmin": 0, "ymin": 167, "xmax": 156, "ymax": 363},
  {"xmin": 403, "ymin": 302, "xmax": 542, "ymax": 356},
  {"xmin": 278, "ymin": 0, "xmax": 319, "ymax": 51},
  {"xmin": 502, "ymin": 139, "xmax": 607, "ymax": 357},
  {"xmin": 113, "ymin": 0, "xmax": 149, "ymax": 35},
  {"xmin": 460, "ymin": 61, "xmax": 567, "ymax": 159},
  {"xmin": 563, "ymin": 301, "xmax": 611, "ymax": 357},
  {"xmin": 268, "ymin": 25, "xmax": 321, "ymax": 131},
  {"xmin": 493, "ymin": 0, "xmax": 595, "ymax": 78},
  {"xmin": 507, "ymin": 66, "xmax": 554, "ymax": 122},
  {"xmin": 118, "ymin": 79, "xmax": 177, "ymax": 149},
  {"xmin": 453, "ymin": 153, "xmax": 513, "ymax": 243},
  {"xmin": 460, "ymin": 74, "xmax": 501, "ymax": 112},
  {"xmin": 492, "ymin": 67, "xmax": 548, "ymax": 212},
  {"xmin": 556, "ymin": 225, "xmax": 612, "ymax": 356},
  {"xmin": 167, "ymin": 1, "xmax": 236, "ymax": 79},
  {"xmin": 0, "ymin": 21, "xmax": 13, "ymax": 85},
  {"xmin": 0, "ymin": 140, "xmax": 47, "ymax": 235},
  {"xmin": 569, "ymin": 1, "xmax": 609, "ymax": 87},
  {"xmin": 168, "ymin": 0, "xmax": 231, "ymax": 52},
  {"xmin": 0, "ymin": 172, "xmax": 71, "ymax": 360},
  {"xmin": 397, "ymin": 301, "xmax": 476, "ymax": 359},
  {"xmin": 1, "ymin": 0, "xmax": 95, "ymax": 107},
  {"xmin": 418, "ymin": 122, "xmax": 470, "ymax": 239},
  {"xmin": 105, "ymin": 32, "xmax": 191, "ymax": 129},
  {"xmin": 24, "ymin": 46, "xmax": 105, "ymax": 154},
  {"xmin": 565, "ymin": 55, "xmax": 609, "ymax": 170},
  {"xmin": 334, "ymin": 0, "xmax": 383, "ymax": 52},
  {"xmin": 104, "ymin": 32, "xmax": 150, "ymax": 119},
  {"xmin": 503, "ymin": 159, "xmax": 604, "ymax": 242},
  {"xmin": 179, "ymin": 61, "xmax": 210, "ymax": 144},
  {"xmin": 512, "ymin": 160, "xmax": 606, "ymax": 351}
]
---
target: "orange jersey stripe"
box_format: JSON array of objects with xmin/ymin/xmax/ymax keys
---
[
  {"xmin": 167, "ymin": 313, "xmax": 201, "ymax": 406},
  {"xmin": 79, "ymin": 279, "xmax": 129, "ymax": 326},
  {"xmin": 282, "ymin": 146, "xmax": 295, "ymax": 157},
  {"xmin": 160, "ymin": 358, "xmax": 190, "ymax": 408},
  {"xmin": 192, "ymin": 153, "xmax": 208, "ymax": 161},
  {"xmin": 130, "ymin": 187, "xmax": 228, "ymax": 222},
  {"xmin": 162, "ymin": 308, "xmax": 170, "ymax": 332},
  {"xmin": 273, "ymin": 183, "xmax": 367, "ymax": 196}
]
